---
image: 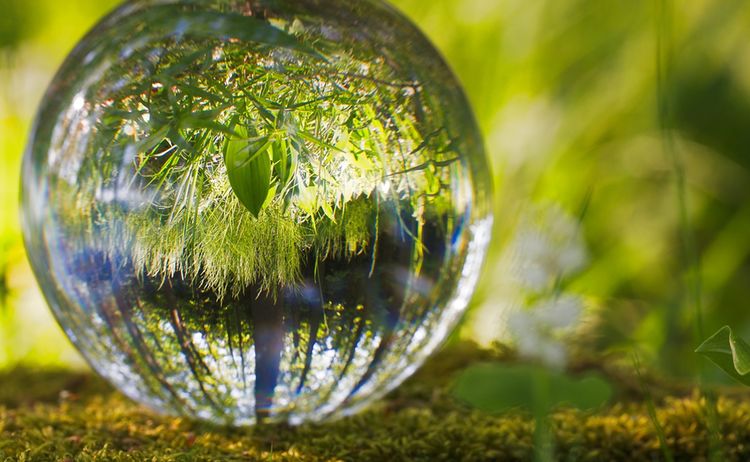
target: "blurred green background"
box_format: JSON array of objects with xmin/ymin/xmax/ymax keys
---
[{"xmin": 1, "ymin": 0, "xmax": 749, "ymax": 385}]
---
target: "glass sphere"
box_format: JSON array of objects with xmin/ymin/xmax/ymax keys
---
[{"xmin": 21, "ymin": 0, "xmax": 492, "ymax": 425}]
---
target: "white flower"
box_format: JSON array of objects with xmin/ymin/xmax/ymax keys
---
[
  {"xmin": 533, "ymin": 295, "xmax": 582, "ymax": 330},
  {"xmin": 508, "ymin": 295, "xmax": 583, "ymax": 369},
  {"xmin": 509, "ymin": 204, "xmax": 588, "ymax": 291},
  {"xmin": 464, "ymin": 202, "xmax": 589, "ymax": 352}
]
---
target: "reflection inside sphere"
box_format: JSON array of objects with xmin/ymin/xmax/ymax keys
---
[{"xmin": 22, "ymin": 0, "xmax": 492, "ymax": 425}]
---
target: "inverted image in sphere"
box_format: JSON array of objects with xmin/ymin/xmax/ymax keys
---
[{"xmin": 22, "ymin": 0, "xmax": 492, "ymax": 425}]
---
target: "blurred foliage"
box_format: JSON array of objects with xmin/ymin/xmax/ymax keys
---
[
  {"xmin": 0, "ymin": 0, "xmax": 749, "ymax": 395},
  {"xmin": 0, "ymin": 0, "xmax": 38, "ymax": 51},
  {"xmin": 453, "ymin": 363, "xmax": 613, "ymax": 413},
  {"xmin": 0, "ymin": 0, "xmax": 123, "ymax": 367}
]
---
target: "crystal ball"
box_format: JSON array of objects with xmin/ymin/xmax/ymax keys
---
[{"xmin": 21, "ymin": 0, "xmax": 492, "ymax": 425}]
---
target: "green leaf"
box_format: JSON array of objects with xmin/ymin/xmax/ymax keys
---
[
  {"xmin": 452, "ymin": 363, "xmax": 613, "ymax": 413},
  {"xmin": 133, "ymin": 125, "xmax": 171, "ymax": 155},
  {"xmin": 296, "ymin": 130, "xmax": 347, "ymax": 154},
  {"xmin": 271, "ymin": 138, "xmax": 297, "ymax": 188},
  {"xmin": 169, "ymin": 80, "xmax": 227, "ymax": 104},
  {"xmin": 696, "ymin": 325, "xmax": 750, "ymax": 386},
  {"xmin": 249, "ymin": 96, "xmax": 277, "ymax": 123},
  {"xmin": 320, "ymin": 200, "xmax": 336, "ymax": 222},
  {"xmin": 178, "ymin": 114, "xmax": 238, "ymax": 137},
  {"xmin": 155, "ymin": 49, "xmax": 212, "ymax": 78},
  {"xmin": 224, "ymin": 127, "xmax": 272, "ymax": 217},
  {"xmin": 262, "ymin": 183, "xmax": 279, "ymax": 211}
]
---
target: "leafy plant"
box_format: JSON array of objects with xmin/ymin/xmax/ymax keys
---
[
  {"xmin": 696, "ymin": 326, "xmax": 750, "ymax": 386},
  {"xmin": 58, "ymin": 10, "xmax": 461, "ymax": 299},
  {"xmin": 452, "ymin": 362, "xmax": 613, "ymax": 413},
  {"xmin": 224, "ymin": 125, "xmax": 275, "ymax": 218}
]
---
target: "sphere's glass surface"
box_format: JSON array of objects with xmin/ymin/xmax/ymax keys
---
[{"xmin": 21, "ymin": 0, "xmax": 492, "ymax": 425}]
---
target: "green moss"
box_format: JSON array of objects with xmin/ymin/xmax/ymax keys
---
[{"xmin": 2, "ymin": 345, "xmax": 749, "ymax": 461}]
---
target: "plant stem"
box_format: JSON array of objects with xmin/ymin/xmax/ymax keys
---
[
  {"xmin": 632, "ymin": 352, "xmax": 674, "ymax": 462},
  {"xmin": 532, "ymin": 368, "xmax": 554, "ymax": 462},
  {"xmin": 655, "ymin": 1, "xmax": 723, "ymax": 459}
]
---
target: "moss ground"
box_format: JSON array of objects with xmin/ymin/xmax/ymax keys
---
[{"xmin": 2, "ymin": 343, "xmax": 750, "ymax": 461}]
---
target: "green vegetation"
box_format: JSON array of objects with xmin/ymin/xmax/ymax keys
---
[
  {"xmin": 697, "ymin": 326, "xmax": 750, "ymax": 387},
  {"xmin": 3, "ymin": 0, "xmax": 750, "ymax": 458},
  {"xmin": 3, "ymin": 344, "xmax": 750, "ymax": 461},
  {"xmin": 57, "ymin": 8, "xmax": 461, "ymax": 298}
]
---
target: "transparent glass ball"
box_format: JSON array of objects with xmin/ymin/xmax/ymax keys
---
[{"xmin": 21, "ymin": 0, "xmax": 492, "ymax": 425}]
